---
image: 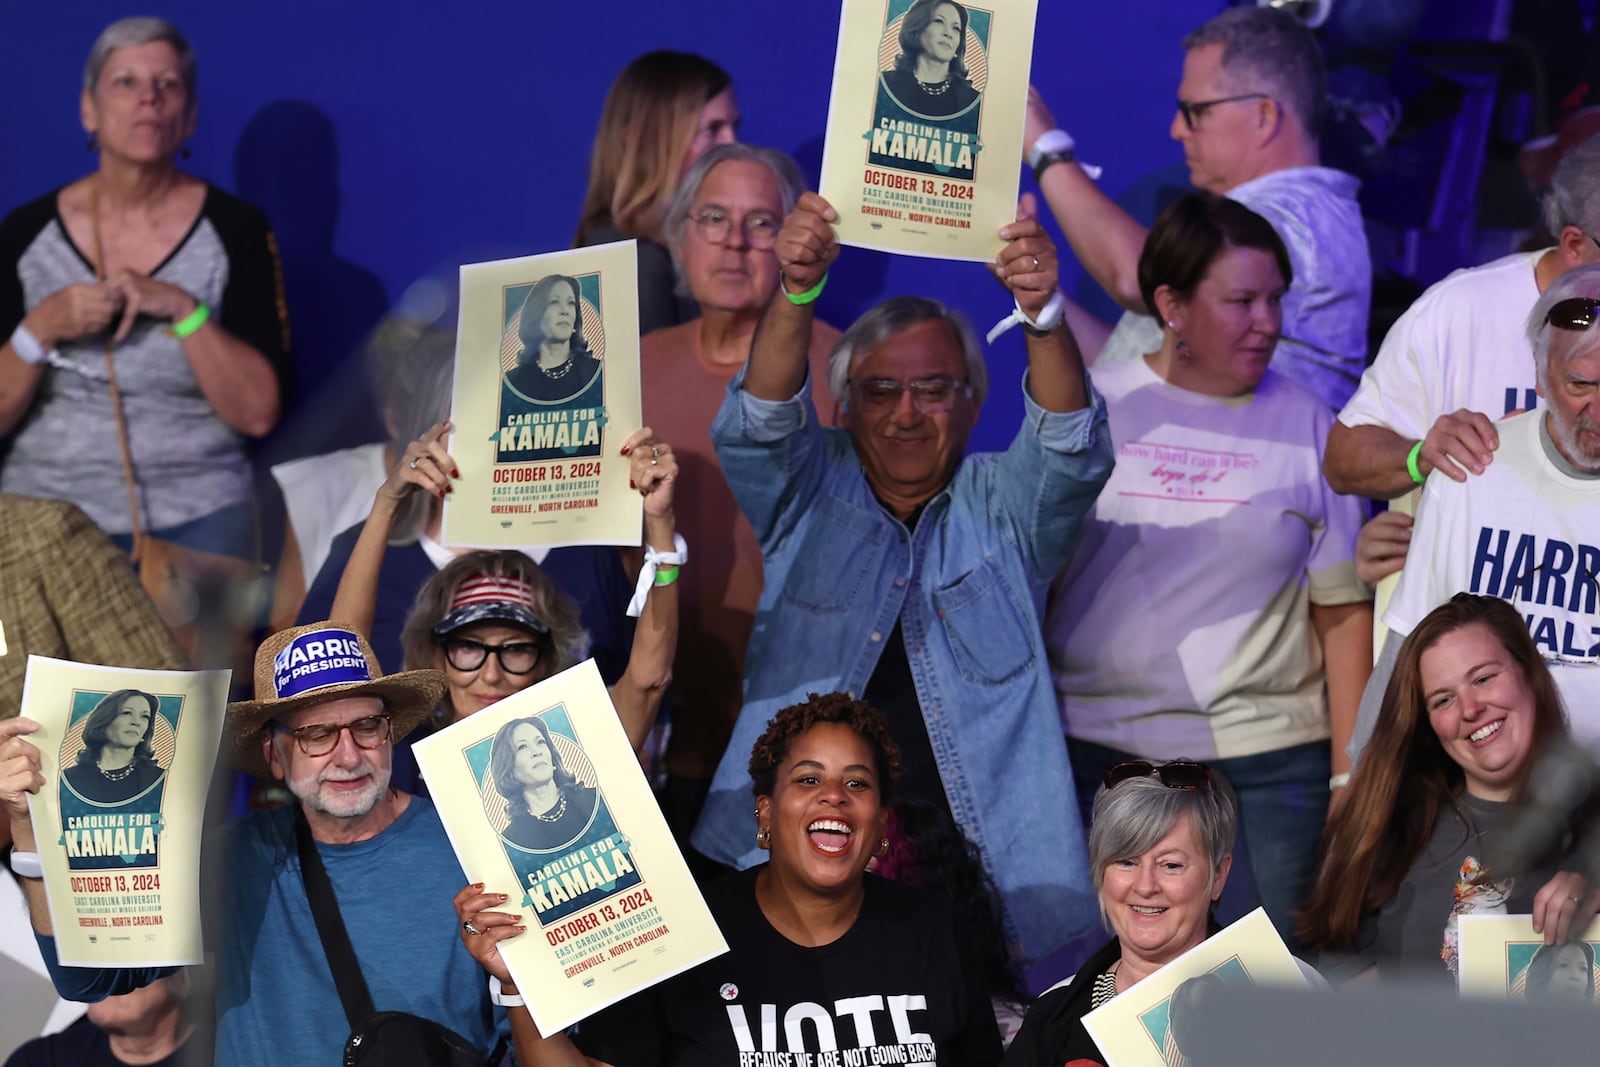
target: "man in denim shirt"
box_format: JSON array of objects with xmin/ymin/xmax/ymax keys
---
[{"xmin": 690, "ymin": 192, "xmax": 1114, "ymax": 967}]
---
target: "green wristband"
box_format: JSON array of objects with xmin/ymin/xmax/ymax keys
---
[
  {"xmin": 782, "ymin": 273, "xmax": 828, "ymax": 306},
  {"xmin": 169, "ymin": 301, "xmax": 211, "ymax": 339},
  {"xmin": 1406, "ymin": 440, "xmax": 1426, "ymax": 485},
  {"xmin": 653, "ymin": 565, "xmax": 681, "ymax": 587}
]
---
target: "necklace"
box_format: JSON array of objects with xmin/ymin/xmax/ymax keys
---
[
  {"xmin": 540, "ymin": 358, "xmax": 575, "ymax": 380},
  {"xmin": 918, "ymin": 76, "xmax": 952, "ymax": 97},
  {"xmin": 532, "ymin": 792, "xmax": 568, "ymax": 823},
  {"xmin": 100, "ymin": 762, "xmax": 135, "ymax": 782}
]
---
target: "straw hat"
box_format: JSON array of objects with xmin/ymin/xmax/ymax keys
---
[{"xmin": 225, "ymin": 622, "xmax": 446, "ymax": 779}]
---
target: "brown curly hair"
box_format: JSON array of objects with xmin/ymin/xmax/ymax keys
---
[{"xmin": 747, "ymin": 692, "xmax": 903, "ymax": 803}]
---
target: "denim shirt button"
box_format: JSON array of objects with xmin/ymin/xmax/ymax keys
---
[
  {"xmin": 869, "ymin": 631, "xmax": 882, "ymax": 642},
  {"xmin": 894, "ymin": 576, "xmax": 906, "ymax": 587}
]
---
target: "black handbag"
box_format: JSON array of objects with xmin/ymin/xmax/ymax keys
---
[{"xmin": 294, "ymin": 815, "xmax": 506, "ymax": 1066}]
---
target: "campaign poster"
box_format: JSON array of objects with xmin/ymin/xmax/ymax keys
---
[
  {"xmin": 1458, "ymin": 915, "xmax": 1600, "ymax": 1003},
  {"xmin": 443, "ymin": 242, "xmax": 643, "ymax": 549},
  {"xmin": 819, "ymin": 0, "xmax": 1038, "ymax": 261},
  {"xmin": 1082, "ymin": 909, "xmax": 1308, "ymax": 1066},
  {"xmin": 412, "ymin": 659, "xmax": 726, "ymax": 1034},
  {"xmin": 20, "ymin": 657, "xmax": 229, "ymax": 967}
]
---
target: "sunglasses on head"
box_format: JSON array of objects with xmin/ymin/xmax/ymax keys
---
[
  {"xmin": 1547, "ymin": 297, "xmax": 1600, "ymax": 331},
  {"xmin": 1102, "ymin": 759, "xmax": 1213, "ymax": 791}
]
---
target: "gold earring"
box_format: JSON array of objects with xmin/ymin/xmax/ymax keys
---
[
  {"xmin": 756, "ymin": 828, "xmax": 772, "ymax": 850},
  {"xmin": 874, "ymin": 837, "xmax": 890, "ymax": 859}
]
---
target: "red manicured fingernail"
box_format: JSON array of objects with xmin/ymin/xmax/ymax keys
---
[
  {"xmin": 629, "ymin": 480, "xmax": 636, "ymax": 489},
  {"xmin": 452, "ymin": 467, "xmax": 460, "ymax": 478}
]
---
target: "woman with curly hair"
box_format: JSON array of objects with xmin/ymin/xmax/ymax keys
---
[
  {"xmin": 1297, "ymin": 593, "xmax": 1599, "ymax": 982},
  {"xmin": 456, "ymin": 692, "xmax": 1003, "ymax": 1067}
]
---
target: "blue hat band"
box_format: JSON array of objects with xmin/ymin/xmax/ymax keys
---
[{"xmin": 273, "ymin": 628, "xmax": 373, "ymax": 700}]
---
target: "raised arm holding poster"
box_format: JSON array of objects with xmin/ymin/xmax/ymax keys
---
[
  {"xmin": 20, "ymin": 657, "xmax": 228, "ymax": 967},
  {"xmin": 819, "ymin": 0, "xmax": 1038, "ymax": 261},
  {"xmin": 444, "ymin": 242, "xmax": 643, "ymax": 548},
  {"xmin": 412, "ymin": 658, "xmax": 725, "ymax": 1035}
]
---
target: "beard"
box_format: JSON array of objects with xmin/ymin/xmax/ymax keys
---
[
  {"xmin": 1548, "ymin": 410, "xmax": 1600, "ymax": 472},
  {"xmin": 287, "ymin": 762, "xmax": 392, "ymax": 819}
]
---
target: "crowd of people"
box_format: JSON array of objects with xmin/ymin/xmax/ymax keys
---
[{"xmin": 4, "ymin": 5, "xmax": 1600, "ymax": 1066}]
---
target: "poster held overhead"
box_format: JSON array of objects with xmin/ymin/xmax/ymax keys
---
[
  {"xmin": 819, "ymin": 0, "xmax": 1039, "ymax": 262},
  {"xmin": 445, "ymin": 241, "xmax": 643, "ymax": 549}
]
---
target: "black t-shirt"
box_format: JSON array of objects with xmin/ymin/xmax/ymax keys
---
[
  {"xmin": 575, "ymin": 867, "xmax": 1001, "ymax": 1067},
  {"xmin": 860, "ymin": 502, "xmax": 956, "ymax": 826}
]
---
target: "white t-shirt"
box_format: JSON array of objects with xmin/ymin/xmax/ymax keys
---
[
  {"xmin": 271, "ymin": 442, "xmax": 390, "ymax": 585},
  {"xmin": 1338, "ymin": 250, "xmax": 1546, "ymax": 435},
  {"xmin": 1385, "ymin": 410, "xmax": 1600, "ymax": 748},
  {"xmin": 1048, "ymin": 358, "xmax": 1370, "ymax": 760}
]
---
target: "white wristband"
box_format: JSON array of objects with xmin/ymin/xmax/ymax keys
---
[
  {"xmin": 1329, "ymin": 772, "xmax": 1350, "ymax": 790},
  {"xmin": 986, "ymin": 290, "xmax": 1067, "ymax": 344},
  {"xmin": 1028, "ymin": 128, "xmax": 1076, "ymax": 169},
  {"xmin": 9, "ymin": 323, "xmax": 51, "ymax": 365},
  {"xmin": 627, "ymin": 532, "xmax": 688, "ymax": 617},
  {"xmin": 9, "ymin": 851, "xmax": 42, "ymax": 879},
  {"xmin": 490, "ymin": 974, "xmax": 524, "ymax": 1008}
]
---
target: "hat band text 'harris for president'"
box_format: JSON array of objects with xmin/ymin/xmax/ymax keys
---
[{"xmin": 271, "ymin": 627, "xmax": 372, "ymax": 699}]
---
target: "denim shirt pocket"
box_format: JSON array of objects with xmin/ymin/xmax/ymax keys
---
[
  {"xmin": 932, "ymin": 556, "xmax": 1037, "ymax": 685},
  {"xmin": 778, "ymin": 495, "xmax": 887, "ymax": 614}
]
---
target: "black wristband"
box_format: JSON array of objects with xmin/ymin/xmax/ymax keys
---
[{"xmin": 1031, "ymin": 149, "xmax": 1078, "ymax": 186}]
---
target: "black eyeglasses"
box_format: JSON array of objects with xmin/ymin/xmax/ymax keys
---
[
  {"xmin": 690, "ymin": 207, "xmax": 780, "ymax": 250},
  {"xmin": 272, "ymin": 714, "xmax": 392, "ymax": 757},
  {"xmin": 1103, "ymin": 759, "xmax": 1213, "ymax": 791},
  {"xmin": 1176, "ymin": 93, "xmax": 1271, "ymax": 130},
  {"xmin": 1547, "ymin": 297, "xmax": 1600, "ymax": 331},
  {"xmin": 440, "ymin": 637, "xmax": 545, "ymax": 675},
  {"xmin": 847, "ymin": 376, "xmax": 971, "ymax": 414}
]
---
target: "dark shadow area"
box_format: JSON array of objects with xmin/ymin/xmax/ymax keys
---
[
  {"xmin": 234, "ymin": 100, "xmax": 390, "ymax": 470},
  {"xmin": 233, "ymin": 100, "xmax": 391, "ymax": 566}
]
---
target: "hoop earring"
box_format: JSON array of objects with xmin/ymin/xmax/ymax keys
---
[
  {"xmin": 873, "ymin": 837, "xmax": 890, "ymax": 859},
  {"xmin": 756, "ymin": 829, "xmax": 772, "ymax": 850},
  {"xmin": 86, "ymin": 134, "xmax": 98, "ymax": 152}
]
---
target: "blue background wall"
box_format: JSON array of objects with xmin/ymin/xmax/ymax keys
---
[{"xmin": 2, "ymin": 2, "xmax": 1223, "ymax": 457}]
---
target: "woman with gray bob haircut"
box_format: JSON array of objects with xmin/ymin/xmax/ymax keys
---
[
  {"xmin": 1, "ymin": 16, "xmax": 290, "ymax": 567},
  {"xmin": 84, "ymin": 16, "xmax": 197, "ymax": 94},
  {"xmin": 1007, "ymin": 762, "xmax": 1240, "ymax": 1067}
]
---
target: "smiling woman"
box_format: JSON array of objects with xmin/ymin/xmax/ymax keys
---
[
  {"xmin": 1006, "ymin": 765, "xmax": 1244, "ymax": 1067},
  {"xmin": 1297, "ymin": 594, "xmax": 1600, "ymax": 983},
  {"xmin": 454, "ymin": 693, "xmax": 1005, "ymax": 1067}
]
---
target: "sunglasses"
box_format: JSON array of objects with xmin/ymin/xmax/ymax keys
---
[
  {"xmin": 1103, "ymin": 759, "xmax": 1213, "ymax": 791},
  {"xmin": 1547, "ymin": 297, "xmax": 1600, "ymax": 331}
]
